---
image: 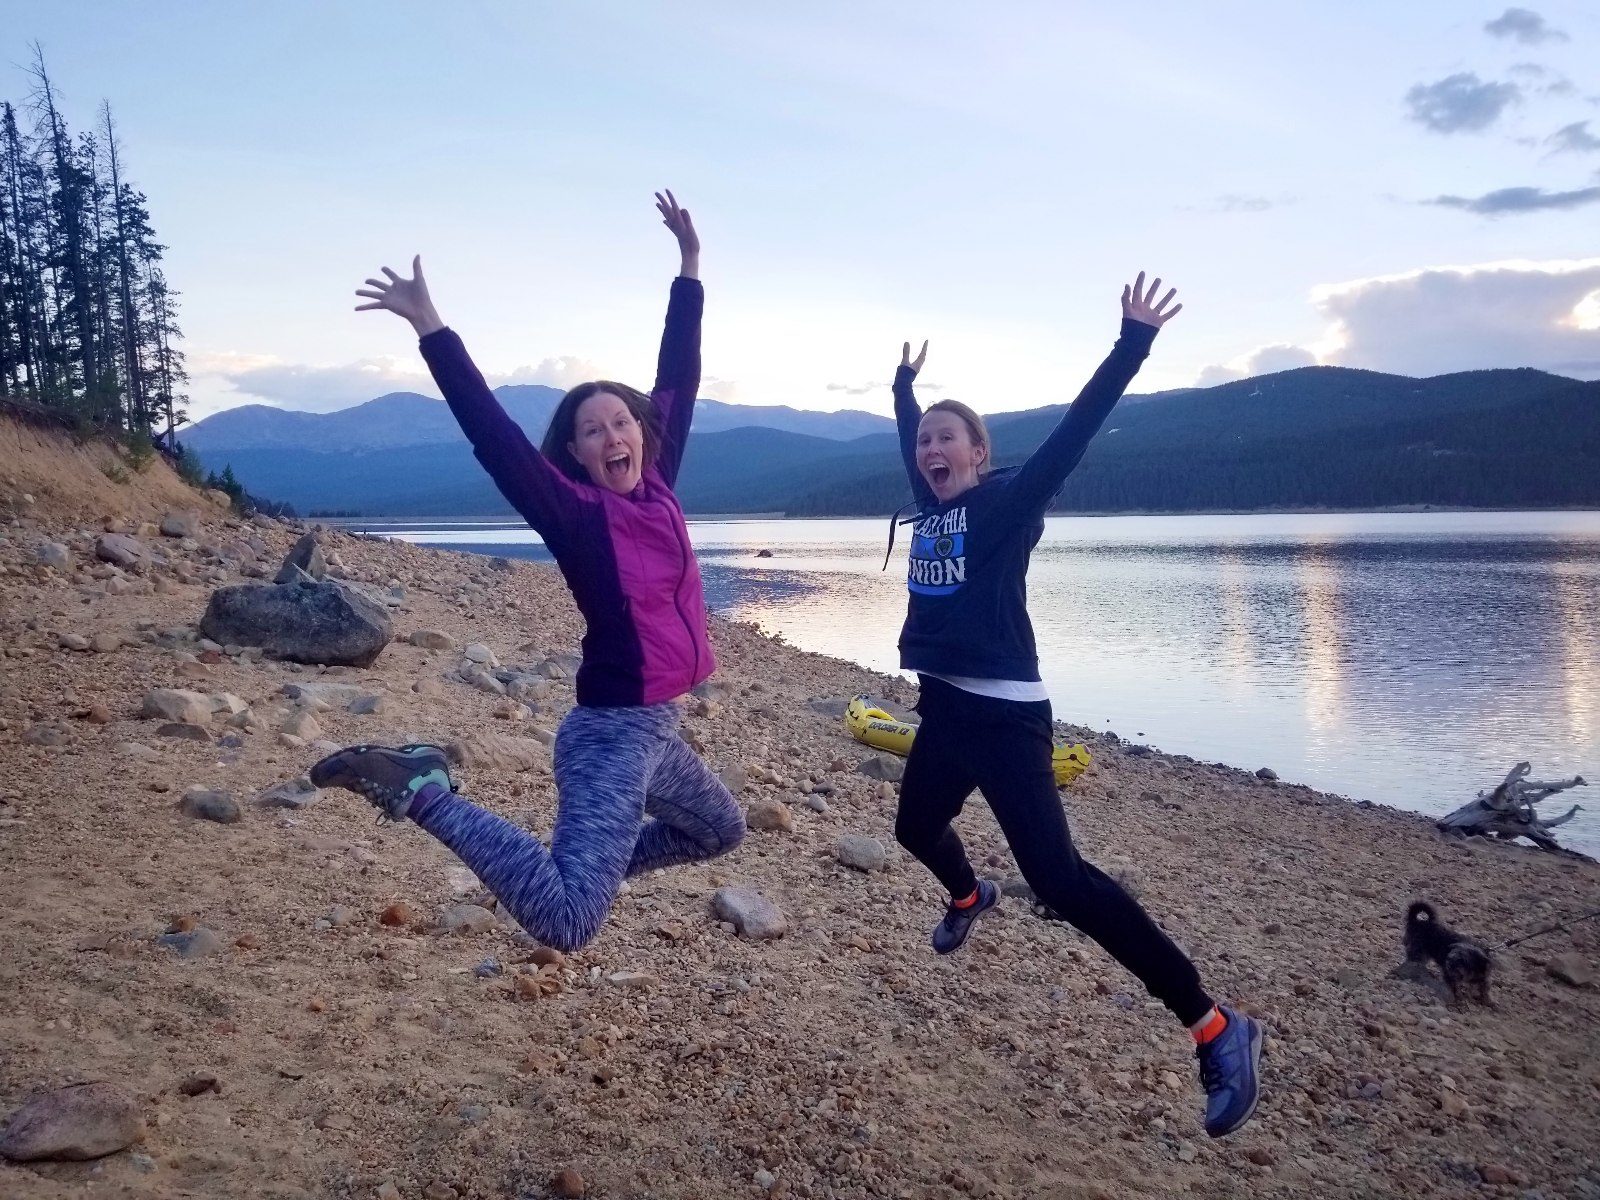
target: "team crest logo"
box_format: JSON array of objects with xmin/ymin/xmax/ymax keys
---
[{"xmin": 907, "ymin": 507, "xmax": 968, "ymax": 596}]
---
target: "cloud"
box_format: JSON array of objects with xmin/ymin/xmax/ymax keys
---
[
  {"xmin": 189, "ymin": 352, "xmax": 437, "ymax": 413},
  {"xmin": 1312, "ymin": 258, "xmax": 1600, "ymax": 379},
  {"xmin": 827, "ymin": 379, "xmax": 944, "ymax": 395},
  {"xmin": 699, "ymin": 377, "xmax": 743, "ymax": 403},
  {"xmin": 1195, "ymin": 365, "xmax": 1243, "ymax": 388},
  {"xmin": 1484, "ymin": 8, "xmax": 1568, "ymax": 43},
  {"xmin": 1549, "ymin": 121, "xmax": 1600, "ymax": 154},
  {"xmin": 495, "ymin": 356, "xmax": 605, "ymax": 391},
  {"xmin": 1181, "ymin": 194, "xmax": 1298, "ymax": 214},
  {"xmin": 1405, "ymin": 74, "xmax": 1521, "ymax": 133},
  {"xmin": 1196, "ymin": 344, "xmax": 1320, "ymax": 387},
  {"xmin": 1507, "ymin": 63, "xmax": 1577, "ymax": 96},
  {"xmin": 191, "ymin": 350, "xmax": 621, "ymax": 414},
  {"xmin": 1428, "ymin": 185, "xmax": 1600, "ymax": 214},
  {"xmin": 1196, "ymin": 260, "xmax": 1600, "ymax": 386}
]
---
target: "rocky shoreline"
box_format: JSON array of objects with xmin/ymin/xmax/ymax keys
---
[{"xmin": 2, "ymin": 470, "xmax": 1599, "ymax": 1198}]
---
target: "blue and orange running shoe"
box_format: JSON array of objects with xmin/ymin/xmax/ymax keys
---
[
  {"xmin": 1196, "ymin": 1005, "xmax": 1264, "ymax": 1137},
  {"xmin": 931, "ymin": 878, "xmax": 1001, "ymax": 955}
]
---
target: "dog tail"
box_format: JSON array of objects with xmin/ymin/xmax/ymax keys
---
[{"xmin": 1407, "ymin": 900, "xmax": 1439, "ymax": 924}]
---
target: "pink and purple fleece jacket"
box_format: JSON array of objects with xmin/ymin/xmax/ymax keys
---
[{"xmin": 418, "ymin": 277, "xmax": 715, "ymax": 708}]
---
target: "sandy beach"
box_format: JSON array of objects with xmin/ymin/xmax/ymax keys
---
[{"xmin": 2, "ymin": 418, "xmax": 1598, "ymax": 1200}]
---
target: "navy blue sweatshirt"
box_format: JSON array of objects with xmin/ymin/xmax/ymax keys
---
[{"xmin": 893, "ymin": 318, "xmax": 1159, "ymax": 680}]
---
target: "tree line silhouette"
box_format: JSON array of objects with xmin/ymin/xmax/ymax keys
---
[{"xmin": 0, "ymin": 46, "xmax": 188, "ymax": 459}]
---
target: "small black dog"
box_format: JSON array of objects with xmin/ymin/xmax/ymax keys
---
[{"xmin": 1403, "ymin": 900, "xmax": 1493, "ymax": 1006}]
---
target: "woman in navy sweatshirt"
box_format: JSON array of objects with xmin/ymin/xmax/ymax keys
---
[
  {"xmin": 890, "ymin": 274, "xmax": 1263, "ymax": 1139},
  {"xmin": 308, "ymin": 192, "xmax": 745, "ymax": 952}
]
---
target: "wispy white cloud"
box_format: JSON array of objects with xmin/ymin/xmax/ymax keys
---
[
  {"xmin": 193, "ymin": 354, "xmax": 437, "ymax": 413},
  {"xmin": 699, "ymin": 377, "xmax": 743, "ymax": 403},
  {"xmin": 495, "ymin": 356, "xmax": 606, "ymax": 391},
  {"xmin": 187, "ymin": 349, "xmax": 752, "ymax": 420},
  {"xmin": 1196, "ymin": 344, "xmax": 1319, "ymax": 387},
  {"xmin": 826, "ymin": 379, "xmax": 945, "ymax": 396},
  {"xmin": 1182, "ymin": 194, "xmax": 1298, "ymax": 214}
]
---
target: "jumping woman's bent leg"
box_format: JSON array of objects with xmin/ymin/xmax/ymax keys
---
[
  {"xmin": 970, "ymin": 697, "xmax": 1214, "ymax": 1026},
  {"xmin": 413, "ymin": 705, "xmax": 674, "ymax": 951},
  {"xmin": 971, "ymin": 700, "xmax": 1263, "ymax": 1137},
  {"xmin": 626, "ymin": 732, "xmax": 746, "ymax": 876}
]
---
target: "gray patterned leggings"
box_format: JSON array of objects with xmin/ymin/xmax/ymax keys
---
[{"xmin": 412, "ymin": 702, "xmax": 744, "ymax": 951}]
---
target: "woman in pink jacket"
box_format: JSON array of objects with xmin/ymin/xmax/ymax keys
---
[{"xmin": 311, "ymin": 192, "xmax": 745, "ymax": 951}]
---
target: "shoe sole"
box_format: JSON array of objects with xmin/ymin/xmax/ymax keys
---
[
  {"xmin": 932, "ymin": 884, "xmax": 1000, "ymax": 956},
  {"xmin": 1207, "ymin": 1018, "xmax": 1265, "ymax": 1138}
]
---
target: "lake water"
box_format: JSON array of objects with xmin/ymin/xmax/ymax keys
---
[{"xmin": 347, "ymin": 512, "xmax": 1600, "ymax": 854}]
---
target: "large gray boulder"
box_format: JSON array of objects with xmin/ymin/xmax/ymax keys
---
[{"xmin": 200, "ymin": 579, "xmax": 392, "ymax": 667}]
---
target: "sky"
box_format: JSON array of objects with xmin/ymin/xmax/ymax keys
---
[{"xmin": 2, "ymin": 1, "xmax": 1598, "ymax": 422}]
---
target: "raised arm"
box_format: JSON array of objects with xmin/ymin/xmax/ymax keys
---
[
  {"xmin": 356, "ymin": 257, "xmax": 579, "ymax": 538},
  {"xmin": 1001, "ymin": 273, "xmax": 1182, "ymax": 516},
  {"xmin": 650, "ymin": 190, "xmax": 703, "ymax": 487},
  {"xmin": 894, "ymin": 339, "xmax": 936, "ymax": 509}
]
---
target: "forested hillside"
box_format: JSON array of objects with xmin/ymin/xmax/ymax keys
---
[{"xmin": 191, "ymin": 365, "xmax": 1600, "ymax": 516}]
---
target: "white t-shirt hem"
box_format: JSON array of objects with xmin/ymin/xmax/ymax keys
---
[{"xmin": 921, "ymin": 671, "xmax": 1050, "ymax": 703}]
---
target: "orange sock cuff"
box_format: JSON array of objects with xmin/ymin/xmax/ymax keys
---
[
  {"xmin": 952, "ymin": 887, "xmax": 980, "ymax": 909},
  {"xmin": 1192, "ymin": 1008, "xmax": 1228, "ymax": 1045}
]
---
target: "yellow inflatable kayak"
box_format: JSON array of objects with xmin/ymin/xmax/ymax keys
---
[
  {"xmin": 844, "ymin": 694, "xmax": 1092, "ymax": 787},
  {"xmin": 845, "ymin": 695, "xmax": 917, "ymax": 756}
]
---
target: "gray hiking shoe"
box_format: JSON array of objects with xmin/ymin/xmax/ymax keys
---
[{"xmin": 308, "ymin": 742, "xmax": 454, "ymax": 821}]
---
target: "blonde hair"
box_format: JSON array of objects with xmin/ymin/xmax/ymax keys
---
[{"xmin": 922, "ymin": 399, "xmax": 992, "ymax": 475}]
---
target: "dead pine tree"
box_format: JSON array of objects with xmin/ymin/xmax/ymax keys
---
[{"xmin": 1437, "ymin": 762, "xmax": 1587, "ymax": 852}]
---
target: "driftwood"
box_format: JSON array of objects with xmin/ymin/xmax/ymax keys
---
[{"xmin": 1437, "ymin": 762, "xmax": 1586, "ymax": 851}]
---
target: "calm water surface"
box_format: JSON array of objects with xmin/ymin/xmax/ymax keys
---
[{"xmin": 351, "ymin": 512, "xmax": 1600, "ymax": 853}]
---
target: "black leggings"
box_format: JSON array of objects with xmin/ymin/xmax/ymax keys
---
[{"xmin": 895, "ymin": 674, "xmax": 1214, "ymax": 1025}]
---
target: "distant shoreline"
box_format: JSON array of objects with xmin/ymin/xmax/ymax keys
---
[{"xmin": 324, "ymin": 504, "xmax": 1600, "ymax": 525}]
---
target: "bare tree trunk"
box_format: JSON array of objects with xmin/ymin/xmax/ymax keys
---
[
  {"xmin": 101, "ymin": 103, "xmax": 145, "ymax": 431},
  {"xmin": 1437, "ymin": 762, "xmax": 1587, "ymax": 852}
]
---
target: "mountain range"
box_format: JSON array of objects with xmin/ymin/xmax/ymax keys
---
[{"xmin": 185, "ymin": 367, "xmax": 1600, "ymax": 516}]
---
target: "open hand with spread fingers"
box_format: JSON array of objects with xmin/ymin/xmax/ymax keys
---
[
  {"xmin": 355, "ymin": 256, "xmax": 444, "ymax": 337},
  {"xmin": 901, "ymin": 340, "xmax": 928, "ymax": 374},
  {"xmin": 656, "ymin": 189, "xmax": 700, "ymax": 279},
  {"xmin": 1121, "ymin": 271, "xmax": 1183, "ymax": 328}
]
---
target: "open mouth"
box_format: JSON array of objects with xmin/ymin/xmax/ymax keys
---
[
  {"xmin": 604, "ymin": 453, "xmax": 632, "ymax": 481},
  {"xmin": 927, "ymin": 463, "xmax": 951, "ymax": 489}
]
